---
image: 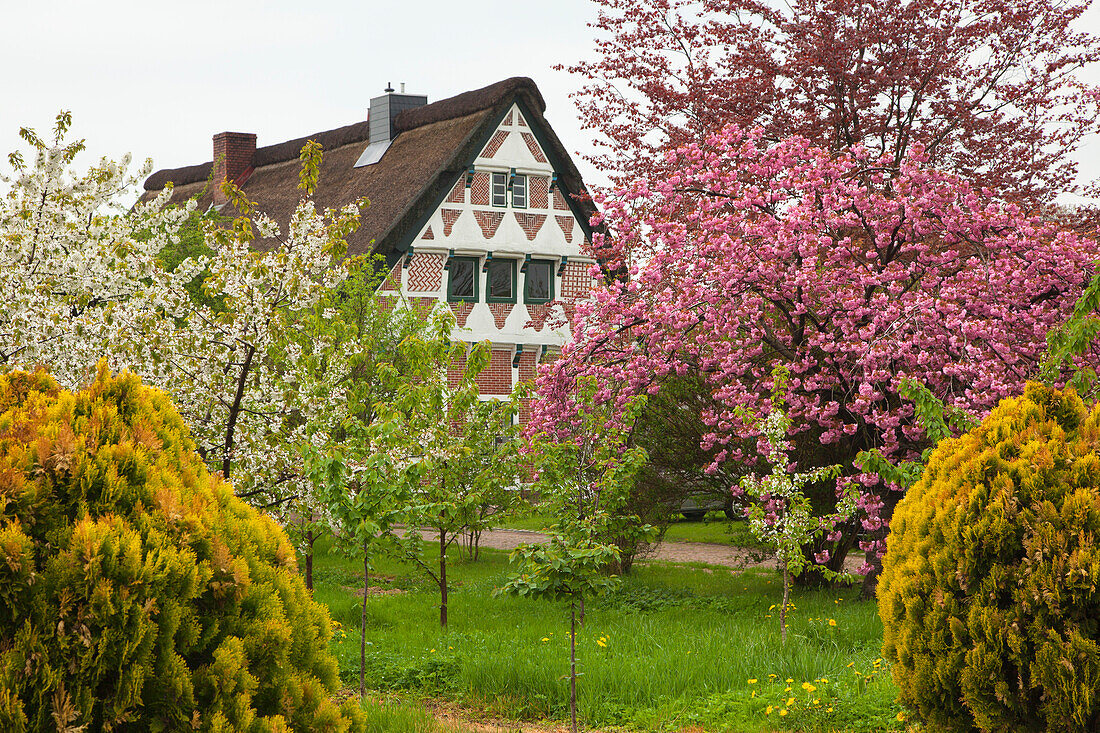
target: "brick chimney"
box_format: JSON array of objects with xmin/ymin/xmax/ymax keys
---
[{"xmin": 212, "ymin": 131, "xmax": 256, "ymax": 205}]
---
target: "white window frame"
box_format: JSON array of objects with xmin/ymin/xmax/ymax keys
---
[{"xmin": 491, "ymin": 172, "xmax": 508, "ymax": 207}]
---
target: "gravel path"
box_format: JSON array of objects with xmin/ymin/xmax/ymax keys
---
[
  {"xmin": 401, "ymin": 527, "xmax": 779, "ymax": 570},
  {"xmin": 399, "ymin": 526, "xmax": 865, "ymax": 573}
]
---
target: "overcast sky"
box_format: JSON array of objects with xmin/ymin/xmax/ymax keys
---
[{"xmin": 3, "ymin": 0, "xmax": 1099, "ymax": 202}]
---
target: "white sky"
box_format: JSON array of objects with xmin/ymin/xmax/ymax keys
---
[{"xmin": 2, "ymin": 0, "xmax": 1099, "ymax": 202}]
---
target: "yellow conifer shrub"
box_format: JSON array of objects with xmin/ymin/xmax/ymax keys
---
[
  {"xmin": 880, "ymin": 383, "xmax": 1100, "ymax": 732},
  {"xmin": 0, "ymin": 367, "xmax": 365, "ymax": 732}
]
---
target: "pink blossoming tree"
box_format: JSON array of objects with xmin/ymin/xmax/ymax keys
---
[{"xmin": 529, "ymin": 126, "xmax": 1099, "ymax": 582}]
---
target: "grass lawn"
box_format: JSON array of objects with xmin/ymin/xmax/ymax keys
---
[
  {"xmin": 309, "ymin": 534, "xmax": 904, "ymax": 732},
  {"xmin": 499, "ymin": 509, "xmax": 768, "ymax": 549}
]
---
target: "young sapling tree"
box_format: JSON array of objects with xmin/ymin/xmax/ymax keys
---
[{"xmin": 740, "ymin": 368, "xmax": 855, "ymax": 642}]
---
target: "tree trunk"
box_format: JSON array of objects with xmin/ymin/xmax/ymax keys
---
[
  {"xmin": 570, "ymin": 599, "xmax": 578, "ymax": 733},
  {"xmin": 305, "ymin": 527, "xmax": 314, "ymax": 591},
  {"xmin": 578, "ymin": 596, "xmax": 585, "ymax": 626},
  {"xmin": 780, "ymin": 561, "xmax": 790, "ymax": 644},
  {"xmin": 860, "ymin": 489, "xmax": 904, "ymax": 599},
  {"xmin": 439, "ymin": 529, "xmax": 448, "ymax": 629},
  {"xmin": 360, "ymin": 540, "xmax": 369, "ymax": 697},
  {"xmin": 221, "ymin": 343, "xmax": 256, "ymax": 479}
]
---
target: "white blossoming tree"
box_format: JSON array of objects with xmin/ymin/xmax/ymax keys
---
[{"xmin": 0, "ymin": 112, "xmax": 361, "ymax": 508}]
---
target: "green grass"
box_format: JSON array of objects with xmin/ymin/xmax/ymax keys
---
[
  {"xmin": 310, "ymin": 534, "xmax": 903, "ymax": 732},
  {"xmin": 355, "ymin": 697, "xmax": 470, "ymax": 732},
  {"xmin": 497, "ymin": 508, "xmax": 769, "ymax": 550}
]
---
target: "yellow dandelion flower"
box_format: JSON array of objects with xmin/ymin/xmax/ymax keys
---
[
  {"xmin": 766, "ymin": 706, "xmax": 773, "ymax": 715},
  {"xmin": 786, "ymin": 697, "xmax": 795, "ymax": 707},
  {"xmin": 430, "ymin": 649, "xmax": 436, "ymax": 653},
  {"xmin": 596, "ymin": 638, "xmax": 607, "ymax": 648},
  {"xmin": 786, "ymin": 678, "xmax": 793, "ymax": 684},
  {"xmin": 748, "ymin": 679, "xmax": 757, "ymax": 684},
  {"xmin": 829, "ymin": 619, "xmax": 837, "ymax": 627},
  {"xmin": 813, "ymin": 699, "xmax": 820, "ymax": 705},
  {"xmin": 802, "ymin": 682, "xmax": 817, "ymax": 692},
  {"xmin": 769, "ymin": 674, "xmax": 777, "ymax": 678},
  {"xmin": 820, "ymin": 677, "xmax": 828, "ymax": 683},
  {"xmin": 846, "ymin": 662, "xmax": 855, "ymax": 668},
  {"xmin": 751, "ymin": 691, "xmax": 756, "ymax": 698},
  {"xmin": 896, "ymin": 712, "xmax": 906, "ymax": 721},
  {"xmin": 779, "ymin": 708, "xmax": 788, "ymax": 717},
  {"xmin": 784, "ymin": 686, "xmax": 792, "ymax": 692},
  {"xmin": 541, "ymin": 637, "xmax": 550, "ymax": 642},
  {"xmin": 827, "ymin": 707, "xmax": 834, "ymax": 712}
]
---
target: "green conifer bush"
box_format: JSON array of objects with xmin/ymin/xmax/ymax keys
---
[
  {"xmin": 0, "ymin": 367, "xmax": 365, "ymax": 732},
  {"xmin": 879, "ymin": 383, "xmax": 1100, "ymax": 732}
]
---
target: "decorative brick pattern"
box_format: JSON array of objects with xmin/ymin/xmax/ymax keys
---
[
  {"xmin": 561, "ymin": 261, "xmax": 593, "ymax": 299},
  {"xmin": 513, "ymin": 213, "xmax": 546, "ymax": 241},
  {"xmin": 555, "ymin": 215, "xmax": 574, "ymax": 242},
  {"xmin": 446, "ymin": 177, "xmax": 465, "ymax": 204},
  {"xmin": 477, "ymin": 350, "xmax": 514, "ymax": 396},
  {"xmin": 529, "ymin": 176, "xmax": 549, "ymax": 209},
  {"xmin": 504, "ymin": 109, "xmax": 513, "ymax": 126},
  {"xmin": 449, "ymin": 300, "xmax": 474, "ymax": 328},
  {"xmin": 525, "ymin": 303, "xmax": 551, "ymax": 331},
  {"xmin": 470, "ymin": 172, "xmax": 491, "ymax": 206},
  {"xmin": 488, "ymin": 302, "xmax": 513, "ymax": 329},
  {"xmin": 474, "ymin": 210, "xmax": 504, "ymax": 239},
  {"xmin": 482, "ymin": 130, "xmax": 510, "ymax": 159},
  {"xmin": 407, "ymin": 253, "xmax": 444, "ymax": 292},
  {"xmin": 516, "ymin": 111, "xmax": 527, "ymax": 127},
  {"xmin": 553, "ymin": 188, "xmax": 569, "ymax": 211},
  {"xmin": 520, "ymin": 132, "xmax": 547, "ymax": 163},
  {"xmin": 421, "ymin": 225, "xmax": 434, "ymax": 240},
  {"xmin": 381, "ymin": 261, "xmax": 402, "ymax": 291},
  {"xmin": 441, "ymin": 208, "xmax": 462, "ymax": 237}
]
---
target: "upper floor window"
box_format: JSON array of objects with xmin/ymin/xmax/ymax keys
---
[
  {"xmin": 524, "ymin": 259, "xmax": 554, "ymax": 303},
  {"xmin": 512, "ymin": 174, "xmax": 527, "ymax": 209},
  {"xmin": 447, "ymin": 256, "xmax": 479, "ymax": 302},
  {"xmin": 492, "ymin": 172, "xmax": 508, "ymax": 207}
]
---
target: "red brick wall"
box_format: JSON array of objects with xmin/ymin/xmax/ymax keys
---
[
  {"xmin": 447, "ymin": 348, "xmax": 467, "ymax": 388},
  {"xmin": 477, "ymin": 349, "xmax": 514, "ymax": 396}
]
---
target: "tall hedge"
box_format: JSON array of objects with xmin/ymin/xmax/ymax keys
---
[
  {"xmin": 879, "ymin": 383, "xmax": 1100, "ymax": 732},
  {"xmin": 0, "ymin": 367, "xmax": 365, "ymax": 732}
]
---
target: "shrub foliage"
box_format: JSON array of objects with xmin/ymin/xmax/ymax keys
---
[
  {"xmin": 879, "ymin": 383, "xmax": 1100, "ymax": 731},
  {"xmin": 0, "ymin": 366, "xmax": 365, "ymax": 732}
]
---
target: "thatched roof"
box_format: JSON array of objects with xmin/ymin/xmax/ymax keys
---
[{"xmin": 141, "ymin": 77, "xmax": 596, "ymax": 263}]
